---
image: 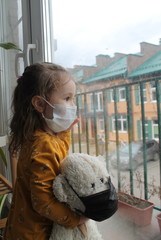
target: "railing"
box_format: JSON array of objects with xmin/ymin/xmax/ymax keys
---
[{"xmin": 71, "ymin": 76, "xmax": 161, "ymax": 209}]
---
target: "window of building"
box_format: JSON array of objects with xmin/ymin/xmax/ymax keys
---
[
  {"xmin": 99, "ymin": 119, "xmax": 104, "ymax": 132},
  {"xmin": 76, "ymin": 88, "xmax": 83, "ymax": 109},
  {"xmin": 150, "ymin": 83, "xmax": 157, "ymax": 102},
  {"xmin": 110, "ymin": 89, "xmax": 114, "ymax": 102},
  {"xmin": 112, "ymin": 114, "xmax": 127, "ymax": 133},
  {"xmin": 119, "ymin": 87, "xmax": 126, "ymax": 101},
  {"xmin": 140, "ymin": 84, "xmax": 147, "ymax": 103},
  {"xmin": 90, "ymin": 92, "xmax": 103, "ymax": 111},
  {"xmin": 135, "ymin": 84, "xmax": 147, "ymax": 104},
  {"xmin": 140, "ymin": 120, "xmax": 150, "ymax": 139},
  {"xmin": 152, "ymin": 119, "xmax": 159, "ymax": 139}
]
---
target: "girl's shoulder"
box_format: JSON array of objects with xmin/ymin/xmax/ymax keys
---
[
  {"xmin": 33, "ymin": 129, "xmax": 70, "ymax": 146},
  {"xmin": 34, "ymin": 129, "xmax": 71, "ymax": 138},
  {"xmin": 27, "ymin": 130, "xmax": 71, "ymax": 158},
  {"xmin": 33, "ymin": 129, "xmax": 56, "ymax": 143}
]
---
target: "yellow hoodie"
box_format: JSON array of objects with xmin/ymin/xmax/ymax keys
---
[{"xmin": 4, "ymin": 130, "xmax": 80, "ymax": 240}]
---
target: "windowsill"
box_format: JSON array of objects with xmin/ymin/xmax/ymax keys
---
[{"xmin": 97, "ymin": 209, "xmax": 161, "ymax": 240}]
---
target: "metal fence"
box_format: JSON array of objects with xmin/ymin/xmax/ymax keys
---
[{"xmin": 71, "ymin": 76, "xmax": 161, "ymax": 208}]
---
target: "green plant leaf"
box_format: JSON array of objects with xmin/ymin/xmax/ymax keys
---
[
  {"xmin": 0, "ymin": 42, "xmax": 22, "ymax": 51},
  {"xmin": 0, "ymin": 194, "xmax": 7, "ymax": 217},
  {"xmin": 0, "ymin": 147, "xmax": 7, "ymax": 167}
]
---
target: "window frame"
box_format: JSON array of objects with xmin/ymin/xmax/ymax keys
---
[
  {"xmin": 112, "ymin": 114, "xmax": 127, "ymax": 133},
  {"xmin": 90, "ymin": 92, "xmax": 103, "ymax": 112},
  {"xmin": 119, "ymin": 87, "xmax": 126, "ymax": 102}
]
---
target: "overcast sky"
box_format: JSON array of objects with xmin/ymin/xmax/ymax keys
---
[{"xmin": 52, "ymin": 0, "xmax": 161, "ymax": 68}]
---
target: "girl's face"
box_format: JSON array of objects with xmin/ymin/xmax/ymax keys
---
[{"xmin": 43, "ymin": 75, "xmax": 76, "ymax": 120}]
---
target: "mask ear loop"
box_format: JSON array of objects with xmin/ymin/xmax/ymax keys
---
[
  {"xmin": 41, "ymin": 97, "xmax": 55, "ymax": 109},
  {"xmin": 41, "ymin": 97, "xmax": 56, "ymax": 120}
]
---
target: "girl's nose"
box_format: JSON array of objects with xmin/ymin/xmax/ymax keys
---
[{"xmin": 71, "ymin": 99, "xmax": 76, "ymax": 106}]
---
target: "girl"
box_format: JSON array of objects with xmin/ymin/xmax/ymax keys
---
[{"xmin": 4, "ymin": 62, "xmax": 87, "ymax": 240}]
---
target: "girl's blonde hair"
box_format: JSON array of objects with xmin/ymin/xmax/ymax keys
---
[{"xmin": 9, "ymin": 62, "xmax": 71, "ymax": 153}]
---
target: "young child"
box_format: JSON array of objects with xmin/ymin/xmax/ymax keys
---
[{"xmin": 4, "ymin": 62, "xmax": 87, "ymax": 240}]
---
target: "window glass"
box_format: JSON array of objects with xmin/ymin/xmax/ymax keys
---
[
  {"xmin": 112, "ymin": 115, "xmax": 127, "ymax": 132},
  {"xmin": 0, "ymin": 0, "xmax": 24, "ymax": 178},
  {"xmin": 89, "ymin": 92, "xmax": 103, "ymax": 111},
  {"xmin": 0, "ymin": 0, "xmax": 24, "ymax": 129},
  {"xmin": 52, "ymin": 1, "xmax": 161, "ymax": 237},
  {"xmin": 152, "ymin": 119, "xmax": 159, "ymax": 139},
  {"xmin": 119, "ymin": 87, "xmax": 126, "ymax": 101},
  {"xmin": 150, "ymin": 83, "xmax": 157, "ymax": 102}
]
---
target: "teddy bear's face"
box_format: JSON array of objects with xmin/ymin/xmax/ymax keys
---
[
  {"xmin": 61, "ymin": 153, "xmax": 110, "ymax": 197},
  {"xmin": 53, "ymin": 153, "xmax": 118, "ymax": 220}
]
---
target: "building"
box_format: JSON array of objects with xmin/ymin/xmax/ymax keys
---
[{"xmin": 71, "ymin": 41, "xmax": 161, "ymax": 145}]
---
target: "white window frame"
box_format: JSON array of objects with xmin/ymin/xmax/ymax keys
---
[
  {"xmin": 150, "ymin": 83, "xmax": 157, "ymax": 102},
  {"xmin": 112, "ymin": 115, "xmax": 127, "ymax": 133},
  {"xmin": 110, "ymin": 89, "xmax": 114, "ymax": 102},
  {"xmin": 119, "ymin": 87, "xmax": 126, "ymax": 101},
  {"xmin": 140, "ymin": 120, "xmax": 148, "ymax": 139},
  {"xmin": 90, "ymin": 92, "xmax": 103, "ymax": 112},
  {"xmin": 21, "ymin": 0, "xmax": 54, "ymax": 67},
  {"xmin": 152, "ymin": 119, "xmax": 159, "ymax": 140},
  {"xmin": 138, "ymin": 85, "xmax": 147, "ymax": 104},
  {"xmin": 76, "ymin": 89, "xmax": 83, "ymax": 109}
]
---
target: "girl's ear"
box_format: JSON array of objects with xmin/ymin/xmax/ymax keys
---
[{"xmin": 31, "ymin": 96, "xmax": 45, "ymax": 113}]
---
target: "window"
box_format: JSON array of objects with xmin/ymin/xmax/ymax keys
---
[
  {"xmin": 110, "ymin": 89, "xmax": 114, "ymax": 102},
  {"xmin": 144, "ymin": 120, "xmax": 149, "ymax": 138},
  {"xmin": 119, "ymin": 87, "xmax": 126, "ymax": 101},
  {"xmin": 135, "ymin": 84, "xmax": 147, "ymax": 104},
  {"xmin": 152, "ymin": 120, "xmax": 159, "ymax": 139},
  {"xmin": 112, "ymin": 114, "xmax": 127, "ymax": 133},
  {"xmin": 140, "ymin": 120, "xmax": 150, "ymax": 139},
  {"xmin": 99, "ymin": 119, "xmax": 104, "ymax": 132},
  {"xmin": 76, "ymin": 88, "xmax": 83, "ymax": 109},
  {"xmin": 52, "ymin": 2, "xmax": 161, "ymax": 236},
  {"xmin": 90, "ymin": 92, "xmax": 103, "ymax": 111},
  {"xmin": 150, "ymin": 83, "xmax": 157, "ymax": 102},
  {"xmin": 139, "ymin": 84, "xmax": 147, "ymax": 103}
]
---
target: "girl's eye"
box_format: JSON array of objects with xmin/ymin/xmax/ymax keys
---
[{"xmin": 65, "ymin": 97, "xmax": 70, "ymax": 101}]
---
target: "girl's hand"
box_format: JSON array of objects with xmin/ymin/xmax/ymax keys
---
[
  {"xmin": 78, "ymin": 216, "xmax": 89, "ymax": 237},
  {"xmin": 78, "ymin": 224, "xmax": 88, "ymax": 238},
  {"xmin": 78, "ymin": 216, "xmax": 89, "ymax": 225}
]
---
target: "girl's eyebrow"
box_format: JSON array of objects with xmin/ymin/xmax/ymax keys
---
[{"xmin": 62, "ymin": 92, "xmax": 75, "ymax": 97}]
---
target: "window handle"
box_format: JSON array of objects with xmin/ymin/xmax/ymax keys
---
[{"xmin": 26, "ymin": 43, "xmax": 37, "ymax": 66}]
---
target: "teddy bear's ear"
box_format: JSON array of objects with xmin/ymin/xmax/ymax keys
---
[
  {"xmin": 53, "ymin": 174, "xmax": 85, "ymax": 212},
  {"xmin": 97, "ymin": 155, "xmax": 107, "ymax": 168}
]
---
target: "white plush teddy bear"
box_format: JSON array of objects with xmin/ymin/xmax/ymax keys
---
[{"xmin": 49, "ymin": 153, "xmax": 118, "ymax": 240}]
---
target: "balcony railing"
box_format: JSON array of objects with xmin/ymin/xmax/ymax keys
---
[{"xmin": 71, "ymin": 76, "xmax": 161, "ymax": 209}]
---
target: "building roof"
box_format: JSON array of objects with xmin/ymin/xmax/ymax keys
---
[
  {"xmin": 72, "ymin": 68, "xmax": 84, "ymax": 82},
  {"xmin": 83, "ymin": 57, "xmax": 127, "ymax": 84},
  {"xmin": 129, "ymin": 50, "xmax": 161, "ymax": 78}
]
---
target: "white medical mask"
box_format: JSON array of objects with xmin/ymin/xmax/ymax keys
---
[{"xmin": 42, "ymin": 98, "xmax": 77, "ymax": 133}]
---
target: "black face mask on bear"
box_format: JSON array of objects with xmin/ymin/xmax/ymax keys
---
[{"xmin": 65, "ymin": 177, "xmax": 118, "ymax": 222}]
